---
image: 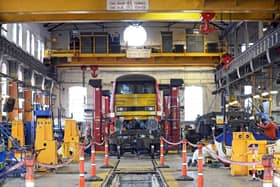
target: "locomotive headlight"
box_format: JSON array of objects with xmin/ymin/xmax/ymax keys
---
[
  {"xmin": 145, "ymin": 106, "xmax": 155, "ymax": 111},
  {"xmin": 117, "ymin": 107, "xmax": 125, "ymax": 112}
]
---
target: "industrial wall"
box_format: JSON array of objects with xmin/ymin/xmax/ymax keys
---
[
  {"xmin": 53, "ymin": 67, "xmax": 221, "ymax": 122},
  {"xmin": 1, "ymin": 23, "xmax": 50, "ymax": 61}
]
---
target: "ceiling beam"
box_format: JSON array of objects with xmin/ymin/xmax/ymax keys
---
[
  {"xmin": 0, "ymin": 12, "xmax": 275, "ymax": 23},
  {"xmin": 0, "ymin": 0, "xmax": 278, "ymax": 13},
  {"xmin": 0, "ymin": 0, "xmax": 278, "ymax": 22}
]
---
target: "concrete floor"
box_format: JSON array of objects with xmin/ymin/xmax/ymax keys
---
[{"xmin": 3, "ymin": 154, "xmax": 263, "ymax": 187}]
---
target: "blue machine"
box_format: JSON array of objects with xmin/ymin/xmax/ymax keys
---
[
  {"xmin": 0, "ymin": 140, "xmax": 6, "ymax": 185},
  {"xmin": 35, "ymin": 110, "xmax": 51, "ymax": 118},
  {"xmin": 0, "ymin": 123, "xmax": 26, "ymax": 179},
  {"xmin": 25, "ymin": 121, "xmax": 36, "ymax": 146}
]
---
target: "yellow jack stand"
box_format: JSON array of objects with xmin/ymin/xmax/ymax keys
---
[
  {"xmin": 35, "ymin": 118, "xmax": 58, "ymax": 165},
  {"xmin": 9, "ymin": 120, "xmax": 25, "ymax": 148},
  {"xmin": 62, "ymin": 119, "xmax": 80, "ymax": 162}
]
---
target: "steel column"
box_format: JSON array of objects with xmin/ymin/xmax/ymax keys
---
[
  {"xmin": 8, "ymin": 81, "xmax": 18, "ymax": 121},
  {"xmin": 94, "ymin": 86, "xmax": 102, "ymax": 150},
  {"xmin": 23, "ymin": 89, "xmax": 32, "ymax": 122},
  {"xmin": 170, "ymin": 86, "xmax": 180, "ymax": 146},
  {"xmin": 163, "ymin": 94, "xmax": 170, "ymax": 141},
  {"xmin": 102, "ymin": 92, "xmax": 110, "ymax": 138},
  {"xmin": 89, "ymin": 79, "xmax": 103, "ymax": 151}
]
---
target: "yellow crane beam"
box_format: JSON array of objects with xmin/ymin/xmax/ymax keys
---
[
  {"xmin": 54, "ymin": 54, "xmax": 221, "ymax": 68},
  {"xmin": 0, "ymin": 12, "xmax": 275, "ymax": 23},
  {"xmin": 0, "ymin": 0, "xmax": 278, "ymax": 13},
  {"xmin": 0, "ymin": 0, "xmax": 278, "ymax": 22}
]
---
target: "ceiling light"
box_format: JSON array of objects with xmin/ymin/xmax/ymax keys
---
[
  {"xmin": 253, "ymin": 95, "xmax": 260, "ymax": 99},
  {"xmin": 124, "ymin": 25, "xmax": 147, "ymax": 47},
  {"xmin": 228, "ymin": 101, "xmax": 238, "ymax": 106},
  {"xmin": 270, "ymin": 90, "xmax": 279, "ymax": 95},
  {"xmin": 262, "ymin": 27, "xmax": 267, "ymax": 32},
  {"xmin": 261, "ymin": 92, "xmax": 269, "ymax": 96}
]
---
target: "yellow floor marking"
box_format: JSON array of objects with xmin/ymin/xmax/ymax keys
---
[
  {"xmin": 89, "ymin": 171, "xmax": 110, "ymax": 187},
  {"xmin": 160, "ymin": 169, "xmax": 180, "ymax": 187},
  {"xmin": 155, "ymin": 160, "xmax": 180, "ymax": 187}
]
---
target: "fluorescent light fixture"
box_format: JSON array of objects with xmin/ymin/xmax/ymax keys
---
[
  {"xmin": 253, "ymin": 95, "xmax": 260, "ymax": 99},
  {"xmin": 193, "ymin": 29, "xmax": 200, "ymax": 34},
  {"xmin": 270, "ymin": 90, "xmax": 279, "ymax": 95},
  {"xmin": 261, "ymin": 92, "xmax": 269, "ymax": 96},
  {"xmin": 124, "ymin": 25, "xmax": 147, "ymax": 47},
  {"xmin": 228, "ymin": 101, "xmax": 239, "ymax": 106}
]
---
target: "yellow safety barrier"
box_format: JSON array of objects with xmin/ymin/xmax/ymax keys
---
[
  {"xmin": 35, "ymin": 118, "xmax": 58, "ymax": 165},
  {"xmin": 231, "ymin": 132, "xmax": 255, "ymax": 176},
  {"xmin": 62, "ymin": 119, "xmax": 80, "ymax": 162},
  {"xmin": 9, "ymin": 120, "xmax": 25, "ymax": 148}
]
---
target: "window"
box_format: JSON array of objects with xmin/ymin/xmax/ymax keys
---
[
  {"xmin": 1, "ymin": 63, "xmax": 7, "ymax": 117},
  {"xmin": 37, "ymin": 39, "xmax": 41, "ymax": 60},
  {"xmin": 1, "ymin": 24, "xmax": 7, "ymax": 37},
  {"xmin": 18, "ymin": 24, "xmax": 23, "ymax": 47},
  {"xmin": 12, "ymin": 23, "xmax": 17, "ymax": 44},
  {"xmin": 18, "ymin": 67, "xmax": 23, "ymax": 81},
  {"xmin": 26, "ymin": 30, "xmax": 30, "ymax": 53},
  {"xmin": 18, "ymin": 67, "xmax": 23, "ymax": 120},
  {"xmin": 31, "ymin": 73, "xmax": 35, "ymax": 87},
  {"xmin": 184, "ymin": 86, "xmax": 203, "ymax": 121},
  {"xmin": 69, "ymin": 86, "xmax": 86, "ymax": 121},
  {"xmin": 41, "ymin": 42, "xmax": 45, "ymax": 62},
  {"xmin": 244, "ymin": 85, "xmax": 252, "ymax": 112},
  {"xmin": 116, "ymin": 81, "xmax": 155, "ymax": 94},
  {"xmin": 31, "ymin": 34, "xmax": 35, "ymax": 56}
]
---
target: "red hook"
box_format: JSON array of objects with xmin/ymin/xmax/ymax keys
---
[
  {"xmin": 200, "ymin": 13, "xmax": 215, "ymax": 34},
  {"xmin": 90, "ymin": 66, "xmax": 98, "ymax": 78},
  {"xmin": 221, "ymin": 53, "xmax": 233, "ymax": 70}
]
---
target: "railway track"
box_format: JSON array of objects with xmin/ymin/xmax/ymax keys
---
[{"xmin": 102, "ymin": 158, "xmax": 168, "ymax": 187}]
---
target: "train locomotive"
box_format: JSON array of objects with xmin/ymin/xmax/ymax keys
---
[{"xmin": 109, "ymin": 74, "xmax": 162, "ymax": 158}]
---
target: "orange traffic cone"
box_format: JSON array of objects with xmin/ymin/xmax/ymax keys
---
[
  {"xmin": 100, "ymin": 138, "xmax": 113, "ymax": 169},
  {"xmin": 262, "ymin": 155, "xmax": 273, "ymax": 187},
  {"xmin": 25, "ymin": 157, "xmax": 35, "ymax": 187},
  {"xmin": 86, "ymin": 141, "xmax": 103, "ymax": 182},
  {"xmin": 157, "ymin": 136, "xmax": 169, "ymax": 168},
  {"xmin": 176, "ymin": 139, "xmax": 194, "ymax": 181},
  {"xmin": 79, "ymin": 142, "xmax": 85, "ymax": 187},
  {"xmin": 197, "ymin": 143, "xmax": 204, "ymax": 187}
]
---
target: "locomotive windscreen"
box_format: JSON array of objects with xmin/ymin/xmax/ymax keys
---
[
  {"xmin": 115, "ymin": 74, "xmax": 156, "ymax": 94},
  {"xmin": 116, "ymin": 81, "xmax": 155, "ymax": 94}
]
